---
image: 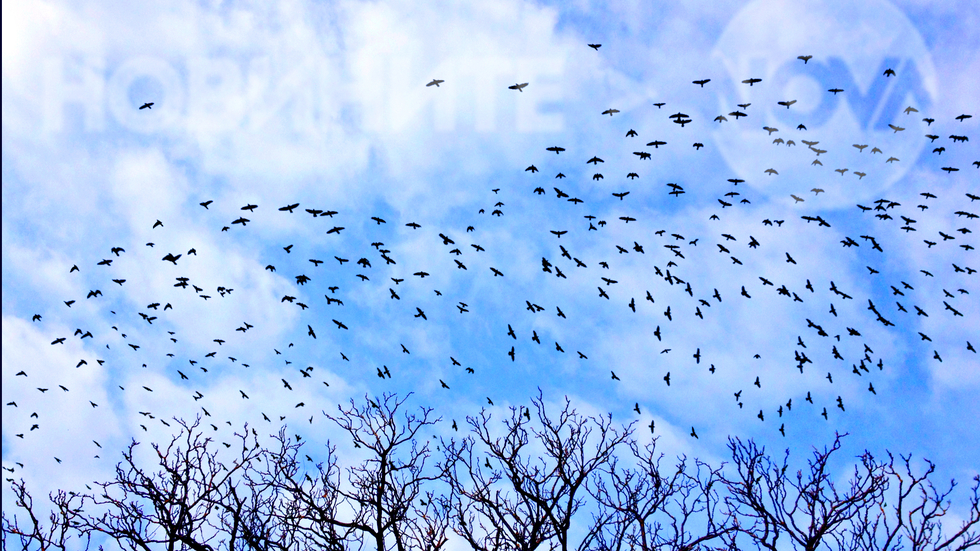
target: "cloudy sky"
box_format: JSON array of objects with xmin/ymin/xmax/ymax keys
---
[{"xmin": 3, "ymin": 0, "xmax": 978, "ymax": 543}]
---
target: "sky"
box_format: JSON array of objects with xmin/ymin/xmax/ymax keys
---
[{"xmin": 2, "ymin": 0, "xmax": 978, "ymax": 546}]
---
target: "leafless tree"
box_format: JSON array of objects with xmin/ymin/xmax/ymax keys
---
[
  {"xmin": 263, "ymin": 391, "xmax": 451, "ymax": 551},
  {"xmin": 842, "ymin": 452, "xmax": 980, "ymax": 551},
  {"xmin": 723, "ymin": 432, "xmax": 890, "ymax": 551},
  {"xmin": 3, "ymin": 394, "xmax": 450, "ymax": 551},
  {"xmin": 70, "ymin": 416, "xmax": 278, "ymax": 551},
  {"xmin": 6, "ymin": 396, "xmax": 980, "ymax": 551},
  {"xmin": 588, "ymin": 437, "xmax": 738, "ymax": 551},
  {"xmin": 1, "ymin": 477, "xmax": 87, "ymax": 551},
  {"xmin": 440, "ymin": 389, "xmax": 633, "ymax": 551}
]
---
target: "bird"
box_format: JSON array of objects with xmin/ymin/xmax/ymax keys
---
[
  {"xmin": 693, "ymin": 79, "xmax": 710, "ymax": 87},
  {"xmin": 426, "ymin": 79, "xmax": 444, "ymax": 87},
  {"xmin": 798, "ymin": 55, "xmax": 812, "ymax": 63},
  {"xmin": 601, "ymin": 109, "xmax": 620, "ymax": 116},
  {"xmin": 139, "ymin": 102, "xmax": 154, "ymax": 109},
  {"xmin": 588, "ymin": 43, "xmax": 601, "ymax": 50},
  {"xmin": 508, "ymin": 83, "xmax": 529, "ymax": 92}
]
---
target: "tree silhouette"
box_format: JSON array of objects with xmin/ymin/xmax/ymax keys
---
[
  {"xmin": 439, "ymin": 389, "xmax": 633, "ymax": 551},
  {"xmin": 588, "ymin": 438, "xmax": 738, "ymax": 551},
  {"xmin": 843, "ymin": 452, "xmax": 980, "ymax": 551},
  {"xmin": 4, "ymin": 396, "xmax": 979, "ymax": 551},
  {"xmin": 262, "ymin": 391, "xmax": 451, "ymax": 551},
  {"xmin": 1, "ymin": 477, "xmax": 85, "ymax": 551},
  {"xmin": 73, "ymin": 418, "xmax": 280, "ymax": 551}
]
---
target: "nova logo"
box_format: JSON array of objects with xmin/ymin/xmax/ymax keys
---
[
  {"xmin": 768, "ymin": 57, "xmax": 933, "ymax": 132},
  {"xmin": 708, "ymin": 0, "xmax": 937, "ymax": 208}
]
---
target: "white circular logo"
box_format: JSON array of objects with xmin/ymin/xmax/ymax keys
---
[{"xmin": 708, "ymin": 0, "xmax": 937, "ymax": 208}]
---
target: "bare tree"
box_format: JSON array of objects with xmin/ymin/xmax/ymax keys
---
[
  {"xmin": 69, "ymin": 417, "xmax": 273, "ymax": 551},
  {"xmin": 1, "ymin": 477, "xmax": 87, "ymax": 551},
  {"xmin": 5, "ymin": 395, "xmax": 979, "ymax": 551},
  {"xmin": 842, "ymin": 452, "xmax": 980, "ymax": 551},
  {"xmin": 243, "ymin": 421, "xmax": 358, "ymax": 551},
  {"xmin": 440, "ymin": 389, "xmax": 633, "ymax": 551},
  {"xmin": 266, "ymin": 392, "xmax": 450, "ymax": 551},
  {"xmin": 588, "ymin": 438, "xmax": 737, "ymax": 551},
  {"xmin": 723, "ymin": 432, "xmax": 890, "ymax": 551}
]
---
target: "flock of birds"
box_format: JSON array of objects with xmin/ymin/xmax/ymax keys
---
[{"xmin": 3, "ymin": 45, "xmax": 977, "ymax": 477}]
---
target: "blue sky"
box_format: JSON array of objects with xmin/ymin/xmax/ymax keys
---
[{"xmin": 3, "ymin": 0, "xmax": 978, "ymax": 543}]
